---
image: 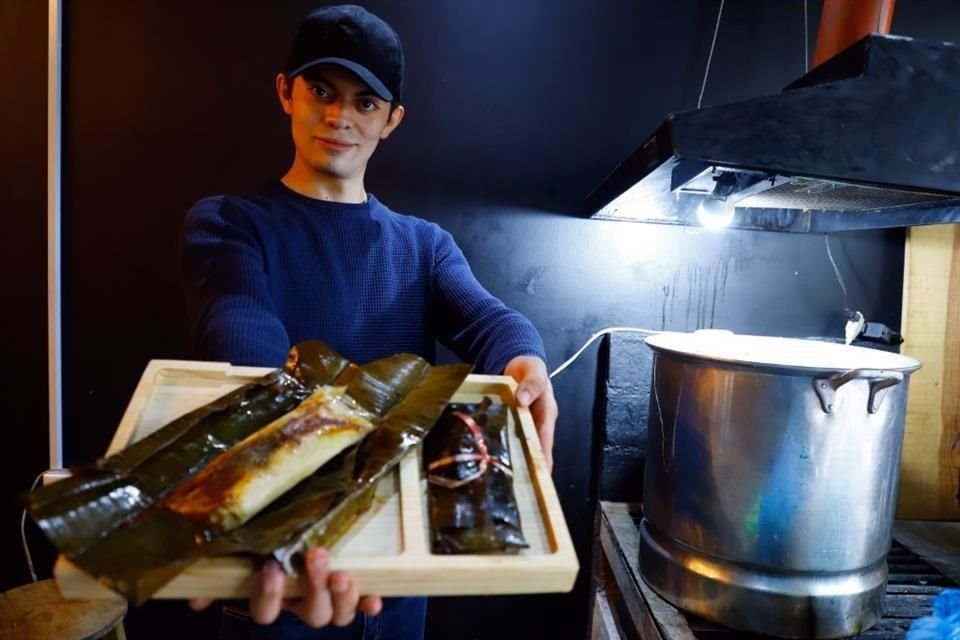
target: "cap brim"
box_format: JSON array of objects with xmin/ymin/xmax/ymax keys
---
[{"xmin": 286, "ymin": 57, "xmax": 394, "ymax": 102}]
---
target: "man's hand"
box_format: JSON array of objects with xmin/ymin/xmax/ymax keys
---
[
  {"xmin": 188, "ymin": 548, "xmax": 382, "ymax": 628},
  {"xmin": 504, "ymin": 355, "xmax": 558, "ymax": 472}
]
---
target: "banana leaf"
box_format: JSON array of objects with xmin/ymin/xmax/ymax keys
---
[
  {"xmin": 28, "ymin": 369, "xmax": 311, "ymax": 558},
  {"xmin": 424, "ymin": 397, "xmax": 528, "ymax": 554},
  {"xmin": 163, "ymin": 386, "xmax": 375, "ymax": 533},
  {"xmin": 27, "ymin": 341, "xmax": 471, "ymax": 603},
  {"xmin": 206, "ymin": 447, "xmax": 358, "ymax": 557},
  {"xmin": 216, "ymin": 359, "xmax": 473, "ymax": 574}
]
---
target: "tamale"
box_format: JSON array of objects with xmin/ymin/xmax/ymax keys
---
[
  {"xmin": 207, "ymin": 446, "xmax": 358, "ymax": 557},
  {"xmin": 424, "ymin": 397, "xmax": 528, "ymax": 554},
  {"xmin": 268, "ymin": 361, "xmax": 473, "ymax": 572},
  {"xmin": 27, "ymin": 369, "xmax": 312, "ymax": 558},
  {"xmin": 164, "ymin": 386, "xmax": 375, "ymax": 532},
  {"xmin": 28, "ymin": 340, "xmax": 472, "ymax": 603}
]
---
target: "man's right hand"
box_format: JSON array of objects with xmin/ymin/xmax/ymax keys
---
[{"xmin": 188, "ymin": 548, "xmax": 383, "ymax": 627}]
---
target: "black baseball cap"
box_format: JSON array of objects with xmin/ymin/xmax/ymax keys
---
[{"xmin": 284, "ymin": 5, "xmax": 404, "ymax": 103}]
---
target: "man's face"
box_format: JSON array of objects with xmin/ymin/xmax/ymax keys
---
[{"xmin": 277, "ymin": 64, "xmax": 404, "ymax": 181}]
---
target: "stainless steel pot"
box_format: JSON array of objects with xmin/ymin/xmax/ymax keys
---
[{"xmin": 639, "ymin": 330, "xmax": 921, "ymax": 639}]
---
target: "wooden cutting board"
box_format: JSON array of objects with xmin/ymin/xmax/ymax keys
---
[
  {"xmin": 897, "ymin": 224, "xmax": 960, "ymax": 520},
  {"xmin": 53, "ymin": 362, "xmax": 579, "ymax": 599}
]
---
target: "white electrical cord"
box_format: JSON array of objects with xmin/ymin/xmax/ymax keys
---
[
  {"xmin": 825, "ymin": 234, "xmax": 870, "ymax": 345},
  {"xmin": 21, "ymin": 470, "xmax": 46, "ymax": 583},
  {"xmin": 697, "ymin": 0, "xmax": 726, "ymax": 109},
  {"xmin": 549, "ymin": 326, "xmax": 664, "ymax": 379},
  {"xmin": 824, "ymin": 234, "xmax": 849, "ymax": 308}
]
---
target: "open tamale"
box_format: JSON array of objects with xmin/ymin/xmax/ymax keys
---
[
  {"xmin": 164, "ymin": 386, "xmax": 375, "ymax": 532},
  {"xmin": 27, "ymin": 369, "xmax": 312, "ymax": 559},
  {"xmin": 229, "ymin": 359, "xmax": 474, "ymax": 572},
  {"xmin": 424, "ymin": 397, "xmax": 528, "ymax": 554},
  {"xmin": 28, "ymin": 340, "xmax": 472, "ymax": 603}
]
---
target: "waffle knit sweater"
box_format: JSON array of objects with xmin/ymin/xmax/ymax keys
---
[{"xmin": 181, "ymin": 181, "xmax": 546, "ymax": 373}]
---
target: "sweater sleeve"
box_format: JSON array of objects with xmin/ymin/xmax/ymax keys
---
[
  {"xmin": 429, "ymin": 224, "xmax": 546, "ymax": 374},
  {"xmin": 180, "ymin": 197, "xmax": 290, "ymax": 367}
]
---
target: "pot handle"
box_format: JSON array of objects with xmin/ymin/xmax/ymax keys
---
[{"xmin": 813, "ymin": 369, "xmax": 904, "ymax": 415}]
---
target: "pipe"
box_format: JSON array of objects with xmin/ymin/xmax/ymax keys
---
[
  {"xmin": 812, "ymin": 0, "xmax": 896, "ymax": 66},
  {"xmin": 48, "ymin": 0, "xmax": 63, "ymax": 470}
]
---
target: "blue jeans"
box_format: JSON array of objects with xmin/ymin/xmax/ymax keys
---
[{"xmin": 219, "ymin": 597, "xmax": 426, "ymax": 640}]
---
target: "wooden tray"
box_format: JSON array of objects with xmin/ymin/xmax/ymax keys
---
[{"xmin": 54, "ymin": 360, "xmax": 579, "ymax": 599}]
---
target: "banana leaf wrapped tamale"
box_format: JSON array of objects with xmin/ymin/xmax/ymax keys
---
[
  {"xmin": 28, "ymin": 369, "xmax": 312, "ymax": 558},
  {"xmin": 424, "ymin": 397, "xmax": 528, "ymax": 554},
  {"xmin": 228, "ymin": 357, "xmax": 473, "ymax": 573},
  {"xmin": 27, "ymin": 341, "xmax": 471, "ymax": 603},
  {"xmin": 164, "ymin": 386, "xmax": 375, "ymax": 532}
]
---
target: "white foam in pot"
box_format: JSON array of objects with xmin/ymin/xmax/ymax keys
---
[{"xmin": 645, "ymin": 331, "xmax": 921, "ymax": 372}]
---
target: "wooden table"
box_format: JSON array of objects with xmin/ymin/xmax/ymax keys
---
[{"xmin": 590, "ymin": 502, "xmax": 960, "ymax": 640}]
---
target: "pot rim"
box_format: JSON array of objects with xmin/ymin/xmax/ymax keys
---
[{"xmin": 645, "ymin": 330, "xmax": 922, "ymax": 375}]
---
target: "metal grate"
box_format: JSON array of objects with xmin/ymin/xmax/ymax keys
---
[
  {"xmin": 624, "ymin": 511, "xmax": 955, "ymax": 639},
  {"xmin": 737, "ymin": 177, "xmax": 951, "ymax": 212},
  {"xmin": 678, "ymin": 542, "xmax": 951, "ymax": 639}
]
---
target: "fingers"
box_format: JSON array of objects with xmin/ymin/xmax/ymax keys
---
[
  {"xmin": 250, "ymin": 559, "xmax": 286, "ymax": 625},
  {"xmin": 517, "ymin": 374, "xmax": 545, "ymax": 407},
  {"xmin": 286, "ymin": 548, "xmax": 334, "ymax": 628},
  {"xmin": 532, "ymin": 392, "xmax": 558, "ymax": 472},
  {"xmin": 282, "ymin": 549, "xmax": 371, "ymax": 628},
  {"xmin": 503, "ymin": 355, "xmax": 549, "ymax": 407},
  {"xmin": 329, "ymin": 571, "xmax": 360, "ymax": 626},
  {"xmin": 503, "ymin": 355, "xmax": 559, "ymax": 472},
  {"xmin": 359, "ymin": 595, "xmax": 383, "ymax": 616},
  {"xmin": 187, "ymin": 597, "xmax": 213, "ymax": 611},
  {"xmin": 247, "ymin": 549, "xmax": 380, "ymax": 629}
]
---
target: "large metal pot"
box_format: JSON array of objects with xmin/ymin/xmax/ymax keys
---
[{"xmin": 639, "ymin": 330, "xmax": 921, "ymax": 639}]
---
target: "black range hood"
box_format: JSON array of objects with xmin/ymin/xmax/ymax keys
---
[{"xmin": 586, "ymin": 34, "xmax": 960, "ymax": 233}]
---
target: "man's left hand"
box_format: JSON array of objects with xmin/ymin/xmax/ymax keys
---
[{"xmin": 503, "ymin": 355, "xmax": 558, "ymax": 472}]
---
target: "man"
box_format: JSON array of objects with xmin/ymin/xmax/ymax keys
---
[{"xmin": 180, "ymin": 5, "xmax": 557, "ymax": 638}]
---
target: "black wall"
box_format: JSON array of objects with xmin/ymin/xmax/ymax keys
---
[
  {"xmin": 2, "ymin": 0, "xmax": 50, "ymax": 592},
  {"xmin": 4, "ymin": 1, "xmax": 958, "ymax": 639}
]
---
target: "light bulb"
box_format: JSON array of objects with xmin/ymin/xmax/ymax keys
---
[{"xmin": 696, "ymin": 198, "xmax": 735, "ymax": 229}]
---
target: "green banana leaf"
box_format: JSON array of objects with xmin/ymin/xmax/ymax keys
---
[
  {"xmin": 425, "ymin": 398, "xmax": 528, "ymax": 554},
  {"xmin": 27, "ymin": 341, "xmax": 471, "ymax": 604},
  {"xmin": 216, "ymin": 360, "xmax": 473, "ymax": 573},
  {"xmin": 28, "ymin": 370, "xmax": 311, "ymax": 558}
]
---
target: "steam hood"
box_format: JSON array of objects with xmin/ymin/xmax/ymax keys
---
[{"xmin": 587, "ymin": 34, "xmax": 960, "ymax": 233}]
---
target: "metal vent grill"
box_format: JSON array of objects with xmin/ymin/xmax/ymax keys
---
[{"xmin": 739, "ymin": 178, "xmax": 952, "ymax": 212}]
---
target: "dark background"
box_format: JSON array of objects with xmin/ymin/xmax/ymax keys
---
[{"xmin": 4, "ymin": 1, "xmax": 958, "ymax": 638}]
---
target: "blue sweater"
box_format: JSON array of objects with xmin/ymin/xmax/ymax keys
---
[{"xmin": 180, "ymin": 181, "xmax": 546, "ymax": 373}]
